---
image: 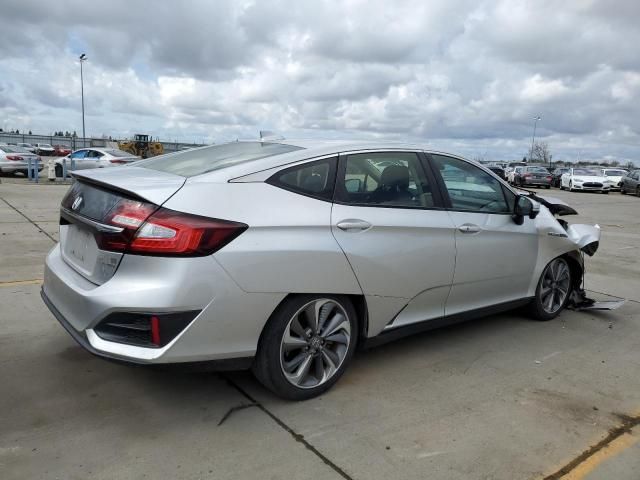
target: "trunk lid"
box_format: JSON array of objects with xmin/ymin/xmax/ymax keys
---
[{"xmin": 60, "ymin": 167, "xmax": 185, "ymax": 284}]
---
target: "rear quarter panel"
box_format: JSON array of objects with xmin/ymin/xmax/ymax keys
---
[{"xmin": 162, "ymin": 182, "xmax": 363, "ymax": 295}]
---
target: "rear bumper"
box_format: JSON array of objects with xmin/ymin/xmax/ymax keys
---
[
  {"xmin": 41, "ymin": 288, "xmax": 253, "ymax": 370},
  {"xmin": 42, "ymin": 244, "xmax": 285, "ymax": 365},
  {"xmin": 521, "ymin": 179, "xmax": 551, "ymax": 186}
]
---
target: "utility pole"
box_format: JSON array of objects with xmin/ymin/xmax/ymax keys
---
[
  {"xmin": 529, "ymin": 115, "xmax": 541, "ymax": 162},
  {"xmin": 79, "ymin": 54, "xmax": 87, "ymax": 139}
]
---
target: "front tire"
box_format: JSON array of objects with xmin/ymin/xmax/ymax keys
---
[
  {"xmin": 528, "ymin": 257, "xmax": 572, "ymax": 321},
  {"xmin": 253, "ymin": 295, "xmax": 358, "ymax": 400}
]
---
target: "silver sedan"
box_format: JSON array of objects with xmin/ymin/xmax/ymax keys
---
[
  {"xmin": 42, "ymin": 140, "xmax": 601, "ymax": 400},
  {"xmin": 0, "ymin": 144, "xmax": 42, "ymax": 175}
]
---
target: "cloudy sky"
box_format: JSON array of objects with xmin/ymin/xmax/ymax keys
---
[{"xmin": 1, "ymin": 0, "xmax": 639, "ymax": 163}]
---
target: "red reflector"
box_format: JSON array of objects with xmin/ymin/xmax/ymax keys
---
[
  {"xmin": 109, "ymin": 159, "xmax": 127, "ymax": 164},
  {"xmin": 150, "ymin": 316, "xmax": 161, "ymax": 346}
]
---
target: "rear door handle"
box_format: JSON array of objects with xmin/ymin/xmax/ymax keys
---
[
  {"xmin": 458, "ymin": 224, "xmax": 481, "ymax": 234},
  {"xmin": 336, "ymin": 219, "xmax": 372, "ymax": 232}
]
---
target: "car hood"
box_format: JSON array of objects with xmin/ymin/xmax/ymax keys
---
[{"xmin": 528, "ymin": 193, "xmax": 578, "ymax": 216}]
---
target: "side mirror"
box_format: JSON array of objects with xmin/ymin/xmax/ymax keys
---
[
  {"xmin": 345, "ymin": 178, "xmax": 362, "ymax": 193},
  {"xmin": 513, "ymin": 195, "xmax": 540, "ymax": 225}
]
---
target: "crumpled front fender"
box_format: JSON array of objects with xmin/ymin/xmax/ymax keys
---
[{"xmin": 566, "ymin": 223, "xmax": 601, "ymax": 256}]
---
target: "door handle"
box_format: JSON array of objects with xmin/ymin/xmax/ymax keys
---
[
  {"xmin": 336, "ymin": 219, "xmax": 372, "ymax": 232},
  {"xmin": 458, "ymin": 224, "xmax": 481, "ymax": 234}
]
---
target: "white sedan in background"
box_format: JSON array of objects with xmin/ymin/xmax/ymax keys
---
[
  {"xmin": 560, "ymin": 168, "xmax": 615, "ymax": 193},
  {"xmin": 54, "ymin": 148, "xmax": 140, "ymax": 177},
  {"xmin": 599, "ymin": 168, "xmax": 628, "ymax": 191}
]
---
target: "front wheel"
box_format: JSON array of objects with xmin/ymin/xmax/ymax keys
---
[
  {"xmin": 528, "ymin": 257, "xmax": 572, "ymax": 321},
  {"xmin": 253, "ymin": 295, "xmax": 358, "ymax": 400}
]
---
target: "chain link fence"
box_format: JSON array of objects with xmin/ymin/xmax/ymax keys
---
[{"xmin": 0, "ymin": 132, "xmax": 202, "ymax": 154}]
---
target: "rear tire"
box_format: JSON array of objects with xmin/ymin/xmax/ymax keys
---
[
  {"xmin": 621, "ymin": 187, "xmax": 626, "ymax": 195},
  {"xmin": 636, "ymin": 187, "xmax": 640, "ymax": 197},
  {"xmin": 528, "ymin": 257, "xmax": 572, "ymax": 321},
  {"xmin": 253, "ymin": 294, "xmax": 358, "ymax": 401},
  {"xmin": 54, "ymin": 165, "xmax": 63, "ymax": 178}
]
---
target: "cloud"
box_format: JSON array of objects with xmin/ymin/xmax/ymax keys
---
[{"xmin": 0, "ymin": 0, "xmax": 638, "ymax": 163}]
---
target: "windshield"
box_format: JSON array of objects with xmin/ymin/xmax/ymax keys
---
[
  {"xmin": 603, "ymin": 169, "xmax": 627, "ymax": 176},
  {"xmin": 137, "ymin": 142, "xmax": 304, "ymax": 177},
  {"xmin": 574, "ymin": 169, "xmax": 598, "ymax": 175},
  {"xmin": 103, "ymin": 149, "xmax": 136, "ymax": 157},
  {"xmin": 39, "ymin": 144, "xmax": 53, "ymax": 148},
  {"xmin": 526, "ymin": 167, "xmax": 549, "ymax": 173}
]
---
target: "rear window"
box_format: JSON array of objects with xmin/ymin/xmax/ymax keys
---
[
  {"xmin": 136, "ymin": 142, "xmax": 304, "ymax": 177},
  {"xmin": 526, "ymin": 167, "xmax": 549, "ymax": 173}
]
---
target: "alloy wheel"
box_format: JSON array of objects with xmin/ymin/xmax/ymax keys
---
[
  {"xmin": 540, "ymin": 258, "xmax": 571, "ymax": 314},
  {"xmin": 279, "ymin": 299, "xmax": 351, "ymax": 389}
]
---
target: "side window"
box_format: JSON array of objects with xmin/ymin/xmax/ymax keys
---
[
  {"xmin": 337, "ymin": 152, "xmax": 434, "ymax": 208},
  {"xmin": 267, "ymin": 157, "xmax": 337, "ymax": 201},
  {"xmin": 431, "ymin": 155, "xmax": 510, "ymax": 213},
  {"xmin": 87, "ymin": 150, "xmax": 104, "ymax": 158},
  {"xmin": 70, "ymin": 150, "xmax": 87, "ymax": 159}
]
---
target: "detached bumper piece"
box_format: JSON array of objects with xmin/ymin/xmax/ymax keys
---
[
  {"xmin": 95, "ymin": 311, "xmax": 200, "ymax": 348},
  {"xmin": 568, "ymin": 289, "xmax": 626, "ymax": 311}
]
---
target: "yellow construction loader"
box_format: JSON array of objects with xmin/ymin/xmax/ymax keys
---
[{"xmin": 118, "ymin": 134, "xmax": 164, "ymax": 158}]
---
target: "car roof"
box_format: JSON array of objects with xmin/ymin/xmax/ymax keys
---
[{"xmin": 185, "ymin": 139, "xmax": 461, "ymax": 182}]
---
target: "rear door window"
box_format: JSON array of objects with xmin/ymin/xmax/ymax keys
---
[{"xmin": 336, "ymin": 152, "xmax": 436, "ymax": 208}]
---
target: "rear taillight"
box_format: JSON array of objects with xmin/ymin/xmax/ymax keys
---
[
  {"xmin": 109, "ymin": 159, "xmax": 127, "ymax": 164},
  {"xmin": 523, "ymin": 173, "xmax": 532, "ymax": 178},
  {"xmin": 6, "ymin": 155, "xmax": 23, "ymax": 161},
  {"xmin": 546, "ymin": 176, "xmax": 552, "ymax": 181},
  {"xmin": 96, "ymin": 199, "xmax": 247, "ymax": 256}
]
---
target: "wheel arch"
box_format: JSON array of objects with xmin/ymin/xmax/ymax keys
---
[{"xmin": 255, "ymin": 292, "xmax": 369, "ymax": 353}]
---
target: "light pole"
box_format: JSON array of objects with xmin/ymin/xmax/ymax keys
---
[
  {"xmin": 79, "ymin": 53, "xmax": 87, "ymax": 139},
  {"xmin": 529, "ymin": 115, "xmax": 541, "ymax": 162}
]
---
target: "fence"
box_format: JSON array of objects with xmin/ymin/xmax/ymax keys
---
[{"xmin": 0, "ymin": 132, "xmax": 202, "ymax": 154}]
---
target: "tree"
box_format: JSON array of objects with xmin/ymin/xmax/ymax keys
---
[
  {"xmin": 28, "ymin": 130, "xmax": 32, "ymax": 135},
  {"xmin": 531, "ymin": 141, "xmax": 551, "ymax": 164},
  {"xmin": 15, "ymin": 129, "xmax": 19, "ymax": 134}
]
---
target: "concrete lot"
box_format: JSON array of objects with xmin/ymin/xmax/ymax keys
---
[{"xmin": 0, "ymin": 180, "xmax": 638, "ymax": 480}]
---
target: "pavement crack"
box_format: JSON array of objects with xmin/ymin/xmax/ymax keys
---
[
  {"xmin": 222, "ymin": 375, "xmax": 354, "ymax": 480},
  {"xmin": 542, "ymin": 412, "xmax": 640, "ymax": 479},
  {"xmin": 217, "ymin": 402, "xmax": 258, "ymax": 426},
  {"xmin": 0, "ymin": 196, "xmax": 57, "ymax": 243}
]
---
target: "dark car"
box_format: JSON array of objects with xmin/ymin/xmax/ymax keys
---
[
  {"xmin": 514, "ymin": 166, "xmax": 552, "ymax": 188},
  {"xmin": 620, "ymin": 170, "xmax": 640, "ymax": 196},
  {"xmin": 551, "ymin": 167, "xmax": 570, "ymax": 187},
  {"xmin": 487, "ymin": 166, "xmax": 506, "ymax": 180}
]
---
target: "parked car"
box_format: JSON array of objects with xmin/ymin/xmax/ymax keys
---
[
  {"xmin": 53, "ymin": 145, "xmax": 72, "ymax": 156},
  {"xmin": 42, "ymin": 140, "xmax": 602, "ymax": 400},
  {"xmin": 560, "ymin": 168, "xmax": 615, "ymax": 193},
  {"xmin": 513, "ymin": 166, "xmax": 552, "ymax": 188},
  {"xmin": 620, "ymin": 170, "xmax": 640, "ymax": 196},
  {"xmin": 598, "ymin": 168, "xmax": 628, "ymax": 191},
  {"xmin": 17, "ymin": 142, "xmax": 36, "ymax": 153},
  {"xmin": 551, "ymin": 167, "xmax": 570, "ymax": 187},
  {"xmin": 508, "ymin": 165, "xmax": 525, "ymax": 184},
  {"xmin": 34, "ymin": 143, "xmax": 55, "ymax": 156},
  {"xmin": 0, "ymin": 145, "xmax": 43, "ymax": 175},
  {"xmin": 54, "ymin": 148, "xmax": 140, "ymax": 176},
  {"xmin": 487, "ymin": 166, "xmax": 506, "ymax": 180}
]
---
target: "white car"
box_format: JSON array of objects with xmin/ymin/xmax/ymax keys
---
[
  {"xmin": 17, "ymin": 142, "xmax": 37, "ymax": 153},
  {"xmin": 55, "ymin": 148, "xmax": 140, "ymax": 177},
  {"xmin": 42, "ymin": 140, "xmax": 604, "ymax": 400},
  {"xmin": 560, "ymin": 168, "xmax": 615, "ymax": 193},
  {"xmin": 34, "ymin": 143, "xmax": 55, "ymax": 156},
  {"xmin": 0, "ymin": 145, "xmax": 43, "ymax": 175},
  {"xmin": 599, "ymin": 168, "xmax": 628, "ymax": 191},
  {"xmin": 507, "ymin": 166, "xmax": 525, "ymax": 184}
]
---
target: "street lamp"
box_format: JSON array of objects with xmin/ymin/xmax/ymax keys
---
[
  {"xmin": 529, "ymin": 115, "xmax": 541, "ymax": 162},
  {"xmin": 79, "ymin": 53, "xmax": 87, "ymax": 139}
]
